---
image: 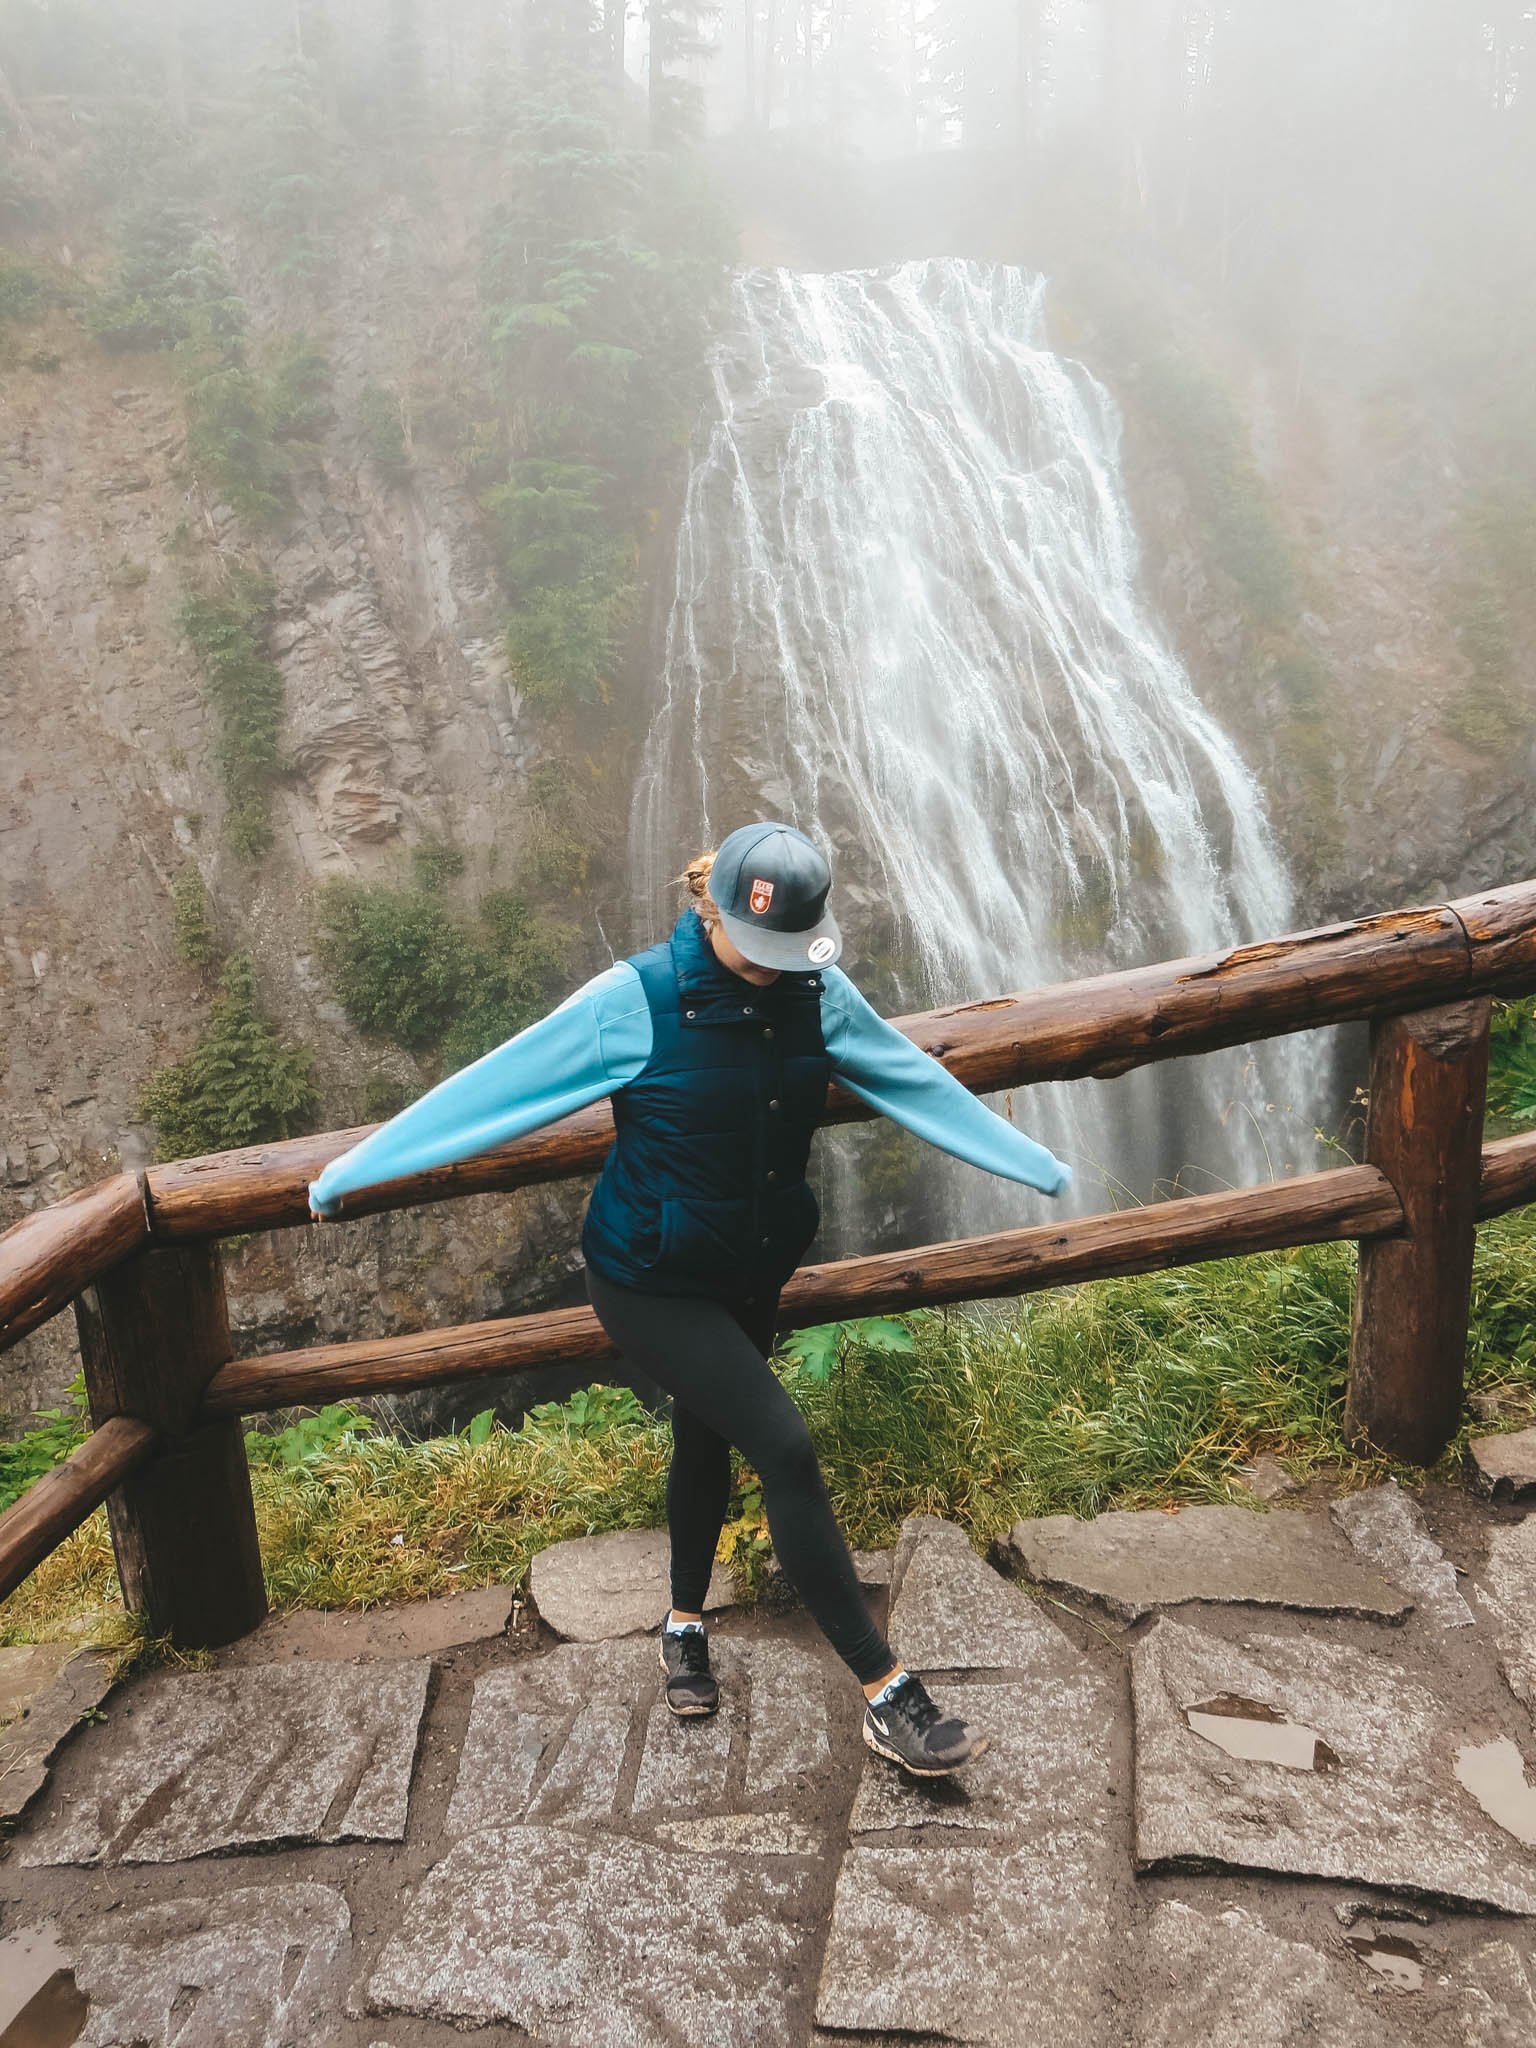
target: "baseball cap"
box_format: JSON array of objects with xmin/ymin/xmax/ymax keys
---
[{"xmin": 708, "ymin": 822, "xmax": 842, "ymax": 972}]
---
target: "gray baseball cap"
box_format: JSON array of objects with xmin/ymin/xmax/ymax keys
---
[{"xmin": 709, "ymin": 821, "xmax": 842, "ymax": 972}]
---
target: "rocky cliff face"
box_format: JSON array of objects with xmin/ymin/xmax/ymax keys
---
[{"xmin": 0, "ymin": 186, "xmax": 608, "ymax": 1426}]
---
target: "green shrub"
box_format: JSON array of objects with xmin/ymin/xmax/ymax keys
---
[
  {"xmin": 0, "ymin": 1378, "xmax": 89, "ymax": 1513},
  {"xmin": 87, "ymin": 203, "xmax": 244, "ymax": 353},
  {"xmin": 314, "ymin": 883, "xmax": 474, "ymax": 1052},
  {"xmin": 358, "ymin": 382, "xmax": 411, "ymax": 479},
  {"xmin": 1489, "ymin": 998, "xmax": 1536, "ymax": 1130},
  {"xmin": 138, "ymin": 955, "xmax": 316, "ymax": 1160},
  {"xmin": 441, "ymin": 890, "xmax": 576, "ymax": 1068},
  {"xmin": 0, "ymin": 255, "xmax": 47, "ymax": 325},
  {"xmin": 178, "ymin": 572, "xmax": 285, "ymax": 858},
  {"xmin": 171, "ymin": 868, "xmax": 220, "ymax": 968},
  {"xmin": 268, "ymin": 335, "xmax": 333, "ymax": 439},
  {"xmin": 178, "ymin": 345, "xmax": 292, "ymax": 526},
  {"xmin": 411, "ymin": 840, "xmax": 466, "ymax": 893},
  {"xmin": 314, "ymin": 878, "xmax": 573, "ymax": 1066}
]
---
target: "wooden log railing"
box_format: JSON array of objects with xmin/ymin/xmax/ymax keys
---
[{"xmin": 1, "ymin": 876, "xmax": 1535, "ymax": 1646}]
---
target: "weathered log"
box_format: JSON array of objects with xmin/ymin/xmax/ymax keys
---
[
  {"xmin": 0, "ymin": 1173, "xmax": 148, "ymax": 1357},
  {"xmin": 1455, "ymin": 880, "xmax": 1536, "ymax": 998},
  {"xmin": 144, "ymin": 900, "xmax": 1480, "ymax": 1241},
  {"xmin": 1478, "ymin": 1129, "xmax": 1536, "ymax": 1220},
  {"xmin": 76, "ymin": 1247, "xmax": 266, "ymax": 1648},
  {"xmin": 0, "ymin": 1416, "xmax": 158, "ymax": 1606},
  {"xmin": 1346, "ymin": 1000, "xmax": 1492, "ymax": 1464},
  {"xmin": 202, "ymin": 1165, "xmax": 1403, "ymax": 1415}
]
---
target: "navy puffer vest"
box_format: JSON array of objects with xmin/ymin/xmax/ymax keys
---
[{"xmin": 581, "ymin": 908, "xmax": 832, "ymax": 1301}]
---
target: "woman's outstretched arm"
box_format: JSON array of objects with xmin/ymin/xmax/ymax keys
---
[
  {"xmin": 307, "ymin": 961, "xmax": 653, "ymax": 1218},
  {"xmin": 819, "ymin": 966, "xmax": 1072, "ymax": 1197}
]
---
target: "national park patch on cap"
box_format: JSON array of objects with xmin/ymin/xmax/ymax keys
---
[{"xmin": 748, "ymin": 877, "xmax": 774, "ymax": 914}]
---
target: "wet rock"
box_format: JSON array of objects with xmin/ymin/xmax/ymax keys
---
[
  {"xmin": 1137, "ymin": 1902, "xmax": 1385, "ymax": 2045},
  {"xmin": 820, "ymin": 1539, "xmax": 1124, "ymax": 2047},
  {"xmin": 850, "ymin": 1669, "xmax": 1107, "ymax": 1839},
  {"xmin": 1460, "ymin": 1941, "xmax": 1536, "ymax": 2047},
  {"xmin": 446, "ymin": 1636, "xmax": 833, "ymax": 1835},
  {"xmin": 217, "ymin": 1585, "xmax": 514, "ymax": 1664},
  {"xmin": 0, "ymin": 1646, "xmax": 115, "ymax": 1822},
  {"xmin": 1003, "ymin": 1504, "xmax": 1409, "ymax": 1623},
  {"xmin": 1131, "ymin": 1617, "xmax": 1536, "ymax": 1913},
  {"xmin": 22, "ymin": 1659, "xmax": 429, "ymax": 1866},
  {"xmin": 74, "ymin": 1882, "xmax": 350, "ymax": 2048},
  {"xmin": 652, "ymin": 1812, "xmax": 823, "ymax": 1855},
  {"xmin": 529, "ymin": 1528, "xmax": 736, "ymax": 1641},
  {"xmin": 366, "ymin": 1825, "xmax": 820, "ymax": 2043},
  {"xmin": 1331, "ymin": 1482, "xmax": 1475, "ymax": 1629},
  {"xmin": 1477, "ymin": 1516, "xmax": 1536, "ymax": 1715},
  {"xmin": 887, "ymin": 1514, "xmax": 1068, "ymax": 1670},
  {"xmin": 815, "ymin": 1836, "xmax": 1124, "ymax": 2047},
  {"xmin": 1468, "ymin": 1426, "xmax": 1536, "ymax": 1501}
]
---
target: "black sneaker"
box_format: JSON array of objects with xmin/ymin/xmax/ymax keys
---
[
  {"xmin": 863, "ymin": 1673, "xmax": 988, "ymax": 1776},
  {"xmin": 658, "ymin": 1622, "xmax": 718, "ymax": 1717}
]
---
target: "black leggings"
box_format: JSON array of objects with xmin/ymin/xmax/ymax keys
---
[{"xmin": 584, "ymin": 1265, "xmax": 895, "ymax": 1686}]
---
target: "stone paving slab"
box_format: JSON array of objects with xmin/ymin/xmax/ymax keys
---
[
  {"xmin": 218, "ymin": 1585, "xmax": 514, "ymax": 1664},
  {"xmin": 1132, "ymin": 1617, "xmax": 1536, "ymax": 1913},
  {"xmin": 849, "ymin": 1673, "xmax": 1106, "ymax": 1838},
  {"xmin": 0, "ymin": 1646, "xmax": 115, "ymax": 1822},
  {"xmin": 22, "ymin": 1659, "xmax": 430, "ymax": 1867},
  {"xmin": 530, "ymin": 1528, "xmax": 735, "ymax": 1640},
  {"xmin": 1004, "ymin": 1504, "xmax": 1410, "ymax": 1622},
  {"xmin": 447, "ymin": 1635, "xmax": 833, "ymax": 1838},
  {"xmin": 887, "ymin": 1514, "xmax": 1073, "ymax": 1671},
  {"xmin": 815, "ymin": 1837, "xmax": 1122, "ymax": 2047},
  {"xmin": 1132, "ymin": 1902, "xmax": 1536, "ymax": 2046},
  {"xmin": 1468, "ymin": 1426, "xmax": 1536, "ymax": 1500},
  {"xmin": 1135, "ymin": 1902, "xmax": 1385, "ymax": 2046},
  {"xmin": 1331, "ymin": 1482, "xmax": 1476, "ymax": 1629},
  {"xmin": 73, "ymin": 1882, "xmax": 351, "ymax": 2048},
  {"xmin": 1477, "ymin": 1515, "xmax": 1536, "ymax": 1715},
  {"xmin": 817, "ymin": 1516, "xmax": 1127, "ymax": 2047},
  {"xmin": 365, "ymin": 1823, "xmax": 821, "ymax": 2044}
]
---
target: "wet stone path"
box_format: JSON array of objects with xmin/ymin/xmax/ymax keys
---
[{"xmin": 2, "ymin": 1487, "xmax": 1535, "ymax": 2045}]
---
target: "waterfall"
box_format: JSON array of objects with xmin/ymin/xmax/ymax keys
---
[{"xmin": 631, "ymin": 258, "xmax": 1326, "ymax": 1252}]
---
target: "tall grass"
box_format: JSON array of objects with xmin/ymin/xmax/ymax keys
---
[{"xmin": 5, "ymin": 1214, "xmax": 1534, "ymax": 1646}]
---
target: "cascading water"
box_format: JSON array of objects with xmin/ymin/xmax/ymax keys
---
[{"xmin": 631, "ymin": 258, "xmax": 1327, "ymax": 1252}]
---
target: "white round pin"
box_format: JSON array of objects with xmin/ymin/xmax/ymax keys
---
[{"xmin": 807, "ymin": 936, "xmax": 835, "ymax": 964}]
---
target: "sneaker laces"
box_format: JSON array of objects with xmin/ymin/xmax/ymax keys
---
[
  {"xmin": 673, "ymin": 1630, "xmax": 710, "ymax": 1676},
  {"xmin": 884, "ymin": 1674, "xmax": 941, "ymax": 1735}
]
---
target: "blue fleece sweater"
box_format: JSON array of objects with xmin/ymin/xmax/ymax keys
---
[{"xmin": 308, "ymin": 960, "xmax": 1071, "ymax": 1218}]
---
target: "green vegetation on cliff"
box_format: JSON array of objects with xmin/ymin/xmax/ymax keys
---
[
  {"xmin": 178, "ymin": 570, "xmax": 286, "ymax": 860},
  {"xmin": 138, "ymin": 954, "xmax": 317, "ymax": 1159}
]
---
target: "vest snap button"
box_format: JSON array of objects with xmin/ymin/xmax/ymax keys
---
[
  {"xmin": 744, "ymin": 1005, "xmax": 754, "ymax": 1015},
  {"xmin": 768, "ymin": 1098, "xmax": 780, "ymax": 1111},
  {"xmin": 761, "ymin": 1236, "xmax": 771, "ymax": 1248},
  {"xmin": 762, "ymin": 1025, "xmax": 773, "ymax": 1039},
  {"xmin": 766, "ymin": 1169, "xmax": 777, "ymax": 1182},
  {"xmin": 685, "ymin": 1009, "xmax": 696, "ymax": 1019}
]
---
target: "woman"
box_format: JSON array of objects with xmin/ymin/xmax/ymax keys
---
[{"xmin": 309, "ymin": 821, "xmax": 1072, "ymax": 1777}]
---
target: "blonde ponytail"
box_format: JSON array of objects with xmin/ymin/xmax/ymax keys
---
[{"xmin": 673, "ymin": 848, "xmax": 720, "ymax": 927}]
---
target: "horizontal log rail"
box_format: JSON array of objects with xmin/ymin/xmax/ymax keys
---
[
  {"xmin": 127, "ymin": 879, "xmax": 1536, "ymax": 1244},
  {"xmin": 0, "ymin": 1416, "xmax": 158, "ymax": 1605},
  {"xmin": 0, "ymin": 1175, "xmax": 148, "ymax": 1354},
  {"xmin": 1, "ymin": 879, "xmax": 1535, "ymax": 1638}
]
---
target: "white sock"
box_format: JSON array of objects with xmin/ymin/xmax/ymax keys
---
[
  {"xmin": 867, "ymin": 1669, "xmax": 911, "ymax": 1708},
  {"xmin": 665, "ymin": 1614, "xmax": 705, "ymax": 1636}
]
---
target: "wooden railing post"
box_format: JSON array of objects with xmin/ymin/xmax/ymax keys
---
[
  {"xmin": 1345, "ymin": 998, "xmax": 1491, "ymax": 1464},
  {"xmin": 74, "ymin": 1245, "xmax": 266, "ymax": 1649}
]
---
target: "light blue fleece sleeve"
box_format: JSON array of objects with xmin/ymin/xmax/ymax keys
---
[
  {"xmin": 308, "ymin": 961, "xmax": 653, "ymax": 1218},
  {"xmin": 819, "ymin": 966, "xmax": 1072, "ymax": 1197}
]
